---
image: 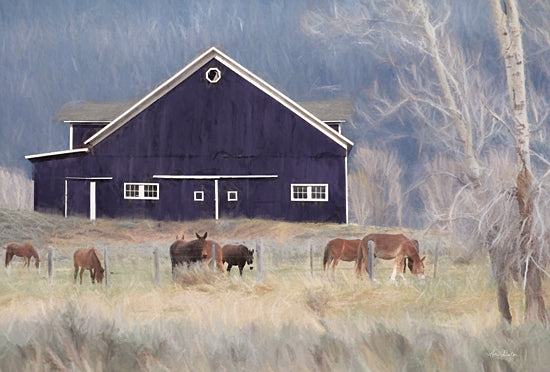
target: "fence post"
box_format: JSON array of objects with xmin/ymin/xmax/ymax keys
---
[
  {"xmin": 104, "ymin": 246, "xmax": 109, "ymax": 289},
  {"xmin": 48, "ymin": 246, "xmax": 53, "ymax": 283},
  {"xmin": 309, "ymin": 241, "xmax": 313, "ymax": 277},
  {"xmin": 433, "ymin": 244, "xmax": 439, "ymax": 280},
  {"xmin": 256, "ymin": 240, "xmax": 264, "ymax": 282},
  {"xmin": 211, "ymin": 242, "xmax": 216, "ymax": 270},
  {"xmin": 154, "ymin": 247, "xmax": 160, "ymax": 286},
  {"xmin": 368, "ymin": 240, "xmax": 375, "ymax": 283}
]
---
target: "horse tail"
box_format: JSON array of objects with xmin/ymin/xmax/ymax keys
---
[{"xmin": 322, "ymin": 242, "xmax": 331, "ymax": 270}]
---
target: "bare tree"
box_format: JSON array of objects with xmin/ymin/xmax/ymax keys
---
[
  {"xmin": 349, "ymin": 144, "xmax": 404, "ymax": 226},
  {"xmin": 489, "ymin": 0, "xmax": 549, "ymax": 325},
  {"xmin": 302, "ymin": 0, "xmax": 507, "ymax": 184},
  {"xmin": 303, "ymin": 0, "xmax": 550, "ymax": 324}
]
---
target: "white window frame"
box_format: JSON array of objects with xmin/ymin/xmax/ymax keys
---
[
  {"xmin": 206, "ymin": 67, "xmax": 221, "ymax": 83},
  {"xmin": 291, "ymin": 184, "xmax": 329, "ymax": 202},
  {"xmin": 124, "ymin": 183, "xmax": 159, "ymax": 200},
  {"xmin": 194, "ymin": 190, "xmax": 204, "ymax": 202},
  {"xmin": 227, "ymin": 190, "xmax": 238, "ymax": 201}
]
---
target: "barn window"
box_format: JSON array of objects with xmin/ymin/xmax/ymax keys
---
[
  {"xmin": 194, "ymin": 191, "xmax": 204, "ymax": 202},
  {"xmin": 124, "ymin": 183, "xmax": 159, "ymax": 200},
  {"xmin": 290, "ymin": 184, "xmax": 328, "ymax": 202},
  {"xmin": 227, "ymin": 191, "xmax": 238, "ymax": 201},
  {"xmin": 206, "ymin": 67, "xmax": 221, "ymax": 83}
]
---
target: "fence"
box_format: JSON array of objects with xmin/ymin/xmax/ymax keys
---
[{"xmin": 36, "ymin": 237, "xmax": 434, "ymax": 287}]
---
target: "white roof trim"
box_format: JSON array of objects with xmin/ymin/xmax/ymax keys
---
[
  {"xmin": 84, "ymin": 47, "xmax": 353, "ymax": 151},
  {"xmin": 153, "ymin": 174, "xmax": 278, "ymax": 180},
  {"xmin": 25, "ymin": 148, "xmax": 89, "ymax": 160},
  {"xmin": 63, "ymin": 121, "xmax": 110, "ymax": 124},
  {"xmin": 65, "ymin": 177, "xmax": 113, "ymax": 180}
]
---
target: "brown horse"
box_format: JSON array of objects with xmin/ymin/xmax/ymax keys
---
[
  {"xmin": 322, "ymin": 238, "xmax": 361, "ymax": 274},
  {"xmin": 222, "ymin": 244, "xmax": 254, "ymax": 276},
  {"xmin": 73, "ymin": 247, "xmax": 104, "ymax": 284},
  {"xmin": 202, "ymin": 240, "xmax": 226, "ymax": 272},
  {"xmin": 4, "ymin": 241, "xmax": 40, "ymax": 269},
  {"xmin": 356, "ymin": 233, "xmax": 426, "ymax": 282},
  {"xmin": 170, "ymin": 232, "xmax": 209, "ymax": 276}
]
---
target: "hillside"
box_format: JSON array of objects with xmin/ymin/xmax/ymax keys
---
[{"xmin": 0, "ymin": 208, "xmax": 423, "ymax": 258}]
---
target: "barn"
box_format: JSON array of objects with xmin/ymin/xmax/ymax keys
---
[{"xmin": 26, "ymin": 47, "xmax": 354, "ymax": 223}]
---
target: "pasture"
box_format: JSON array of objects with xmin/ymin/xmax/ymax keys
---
[{"xmin": 1, "ymin": 209, "xmax": 550, "ymax": 370}]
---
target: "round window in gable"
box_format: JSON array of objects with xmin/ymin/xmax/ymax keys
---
[{"xmin": 206, "ymin": 67, "xmax": 221, "ymax": 83}]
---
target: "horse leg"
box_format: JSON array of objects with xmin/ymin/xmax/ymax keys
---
[
  {"xmin": 79, "ymin": 268, "xmax": 84, "ymax": 284},
  {"xmin": 324, "ymin": 255, "xmax": 332, "ymax": 272},
  {"xmin": 356, "ymin": 247, "xmax": 366, "ymax": 279},
  {"xmin": 332, "ymin": 257, "xmax": 339, "ymax": 276},
  {"xmin": 24, "ymin": 257, "xmax": 30, "ymax": 268},
  {"xmin": 227, "ymin": 264, "xmax": 232, "ymax": 273},
  {"xmin": 91, "ymin": 268, "xmax": 95, "ymax": 284},
  {"xmin": 74, "ymin": 266, "xmax": 79, "ymax": 283},
  {"xmin": 238, "ymin": 264, "xmax": 244, "ymax": 276},
  {"xmin": 390, "ymin": 259, "xmax": 399, "ymax": 282},
  {"xmin": 5, "ymin": 252, "xmax": 13, "ymax": 267},
  {"xmin": 393, "ymin": 256, "xmax": 407, "ymax": 283}
]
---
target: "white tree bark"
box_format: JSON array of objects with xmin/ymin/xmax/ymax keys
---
[{"xmin": 490, "ymin": 0, "xmax": 548, "ymax": 325}]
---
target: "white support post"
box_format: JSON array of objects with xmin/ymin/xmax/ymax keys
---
[
  {"xmin": 345, "ymin": 154, "xmax": 349, "ymax": 224},
  {"xmin": 90, "ymin": 181, "xmax": 96, "ymax": 221},
  {"xmin": 214, "ymin": 179, "xmax": 219, "ymax": 220},
  {"xmin": 69, "ymin": 124, "xmax": 74, "ymax": 150},
  {"xmin": 64, "ymin": 179, "xmax": 68, "ymax": 218}
]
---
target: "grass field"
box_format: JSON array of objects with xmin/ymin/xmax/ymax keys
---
[{"xmin": 1, "ymin": 209, "xmax": 549, "ymax": 371}]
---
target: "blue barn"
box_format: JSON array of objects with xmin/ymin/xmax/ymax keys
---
[{"xmin": 26, "ymin": 47, "xmax": 354, "ymax": 223}]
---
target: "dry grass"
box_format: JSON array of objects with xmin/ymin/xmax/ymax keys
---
[{"xmin": 0, "ymin": 209, "xmax": 549, "ymax": 370}]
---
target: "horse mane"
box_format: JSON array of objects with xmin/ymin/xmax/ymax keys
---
[{"xmin": 90, "ymin": 248, "xmax": 102, "ymax": 266}]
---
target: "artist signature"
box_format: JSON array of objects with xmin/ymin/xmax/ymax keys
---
[{"xmin": 487, "ymin": 350, "xmax": 518, "ymax": 360}]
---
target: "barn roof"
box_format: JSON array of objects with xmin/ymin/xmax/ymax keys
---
[{"xmin": 57, "ymin": 98, "xmax": 354, "ymax": 124}]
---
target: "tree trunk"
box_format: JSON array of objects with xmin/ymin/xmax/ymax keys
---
[{"xmin": 491, "ymin": 0, "xmax": 549, "ymax": 325}]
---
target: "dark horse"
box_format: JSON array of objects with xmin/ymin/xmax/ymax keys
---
[
  {"xmin": 4, "ymin": 241, "xmax": 40, "ymax": 269},
  {"xmin": 73, "ymin": 247, "xmax": 104, "ymax": 284},
  {"xmin": 170, "ymin": 232, "xmax": 209, "ymax": 276},
  {"xmin": 222, "ymin": 244, "xmax": 254, "ymax": 276},
  {"xmin": 356, "ymin": 233, "xmax": 426, "ymax": 282},
  {"xmin": 322, "ymin": 238, "xmax": 361, "ymax": 275}
]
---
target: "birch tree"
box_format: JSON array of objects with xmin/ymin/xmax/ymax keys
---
[{"xmin": 489, "ymin": 0, "xmax": 549, "ymax": 325}]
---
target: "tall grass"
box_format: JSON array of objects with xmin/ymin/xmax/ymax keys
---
[
  {"xmin": 0, "ymin": 167, "xmax": 33, "ymax": 211},
  {"xmin": 1, "ymin": 209, "xmax": 549, "ymax": 369},
  {"xmin": 0, "ymin": 258, "xmax": 548, "ymax": 371}
]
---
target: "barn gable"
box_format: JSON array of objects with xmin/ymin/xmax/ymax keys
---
[{"xmin": 83, "ymin": 47, "xmax": 353, "ymax": 152}]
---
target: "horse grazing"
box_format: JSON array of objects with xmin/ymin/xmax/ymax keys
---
[
  {"xmin": 323, "ymin": 238, "xmax": 361, "ymax": 275},
  {"xmin": 170, "ymin": 232, "xmax": 208, "ymax": 276},
  {"xmin": 4, "ymin": 241, "xmax": 40, "ymax": 269},
  {"xmin": 222, "ymin": 244, "xmax": 254, "ymax": 276},
  {"xmin": 356, "ymin": 233, "xmax": 426, "ymax": 282},
  {"xmin": 73, "ymin": 247, "xmax": 104, "ymax": 284},
  {"xmin": 202, "ymin": 240, "xmax": 226, "ymax": 272}
]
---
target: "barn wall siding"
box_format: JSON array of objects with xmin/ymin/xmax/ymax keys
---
[
  {"xmin": 72, "ymin": 124, "xmax": 105, "ymax": 149},
  {"xmin": 30, "ymin": 57, "xmax": 350, "ymax": 223}
]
